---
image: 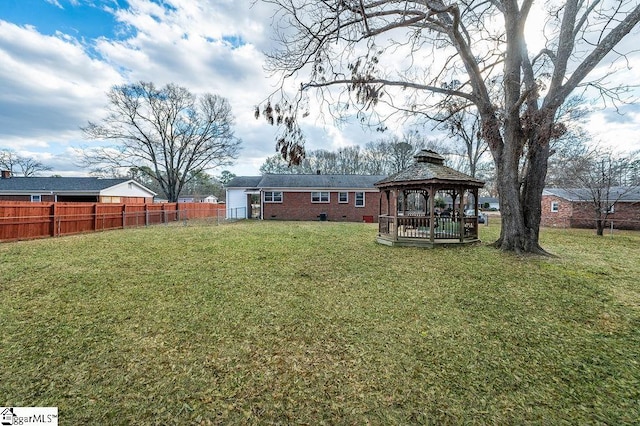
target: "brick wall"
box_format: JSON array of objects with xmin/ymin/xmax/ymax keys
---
[
  {"xmin": 540, "ymin": 195, "xmax": 573, "ymax": 228},
  {"xmin": 0, "ymin": 194, "xmax": 55, "ymax": 202},
  {"xmin": 541, "ymin": 195, "xmax": 640, "ymax": 230},
  {"xmin": 262, "ymin": 191, "xmax": 380, "ymax": 222},
  {"xmin": 569, "ymin": 200, "xmax": 640, "ymax": 230}
]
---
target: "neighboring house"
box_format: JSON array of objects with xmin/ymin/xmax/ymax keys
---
[
  {"xmin": 177, "ymin": 194, "xmax": 219, "ymax": 203},
  {"xmin": 0, "ymin": 172, "xmax": 156, "ymax": 203},
  {"xmin": 541, "ymin": 187, "xmax": 640, "ymax": 230},
  {"xmin": 225, "ymin": 174, "xmax": 386, "ymax": 222}
]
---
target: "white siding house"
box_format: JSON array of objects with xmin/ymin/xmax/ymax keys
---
[{"xmin": 225, "ymin": 176, "xmax": 262, "ymax": 219}]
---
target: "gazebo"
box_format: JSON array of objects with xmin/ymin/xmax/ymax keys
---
[{"xmin": 375, "ymin": 150, "xmax": 485, "ymax": 248}]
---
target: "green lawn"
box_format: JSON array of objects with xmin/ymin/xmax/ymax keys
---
[{"xmin": 1, "ymin": 221, "xmax": 639, "ymax": 424}]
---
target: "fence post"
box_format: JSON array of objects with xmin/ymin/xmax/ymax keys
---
[
  {"xmin": 145, "ymin": 203, "xmax": 149, "ymax": 226},
  {"xmin": 93, "ymin": 203, "xmax": 99, "ymax": 231},
  {"xmin": 122, "ymin": 204, "xmax": 126, "ymax": 229},
  {"xmin": 50, "ymin": 203, "xmax": 56, "ymax": 237}
]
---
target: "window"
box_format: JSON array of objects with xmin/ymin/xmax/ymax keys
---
[
  {"xmin": 101, "ymin": 196, "xmax": 121, "ymax": 203},
  {"xmin": 607, "ymin": 204, "xmax": 615, "ymax": 214},
  {"xmin": 550, "ymin": 201, "xmax": 559, "ymax": 212},
  {"xmin": 30, "ymin": 194, "xmax": 41, "ymax": 202},
  {"xmin": 264, "ymin": 191, "xmax": 282, "ymax": 203},
  {"xmin": 338, "ymin": 192, "xmax": 349, "ymax": 203},
  {"xmin": 311, "ymin": 191, "xmax": 330, "ymax": 203},
  {"xmin": 355, "ymin": 192, "xmax": 365, "ymax": 207}
]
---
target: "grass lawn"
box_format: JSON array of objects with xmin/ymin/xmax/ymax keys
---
[{"xmin": 1, "ymin": 221, "xmax": 639, "ymax": 424}]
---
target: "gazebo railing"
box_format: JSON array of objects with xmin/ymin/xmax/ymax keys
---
[
  {"xmin": 379, "ymin": 215, "xmax": 393, "ymax": 235},
  {"xmin": 378, "ymin": 215, "xmax": 479, "ymax": 240}
]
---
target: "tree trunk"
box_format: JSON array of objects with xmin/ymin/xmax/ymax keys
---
[
  {"xmin": 596, "ymin": 220, "xmax": 605, "ymax": 236},
  {"xmin": 521, "ymin": 136, "xmax": 552, "ymax": 254},
  {"xmin": 492, "ymin": 133, "xmax": 551, "ymax": 255}
]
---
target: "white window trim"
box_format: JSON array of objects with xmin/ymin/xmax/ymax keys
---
[
  {"xmin": 355, "ymin": 192, "xmax": 365, "ymax": 207},
  {"xmin": 264, "ymin": 191, "xmax": 283, "ymax": 203},
  {"xmin": 550, "ymin": 201, "xmax": 559, "ymax": 212},
  {"xmin": 311, "ymin": 191, "xmax": 330, "ymax": 203},
  {"xmin": 338, "ymin": 192, "xmax": 349, "ymax": 203},
  {"xmin": 31, "ymin": 194, "xmax": 42, "ymax": 202},
  {"xmin": 607, "ymin": 204, "xmax": 615, "ymax": 214}
]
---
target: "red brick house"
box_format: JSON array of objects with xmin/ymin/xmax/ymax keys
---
[
  {"xmin": 225, "ymin": 174, "xmax": 385, "ymax": 222},
  {"xmin": 541, "ymin": 187, "xmax": 640, "ymax": 230}
]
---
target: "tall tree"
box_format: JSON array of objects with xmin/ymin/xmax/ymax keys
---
[
  {"xmin": 217, "ymin": 170, "xmax": 237, "ymax": 185},
  {"xmin": 0, "ymin": 149, "xmax": 52, "ymax": 176},
  {"xmin": 257, "ymin": 0, "xmax": 640, "ymax": 254},
  {"xmin": 437, "ymin": 105, "xmax": 487, "ymax": 178},
  {"xmin": 386, "ymin": 134, "xmax": 426, "ymax": 174},
  {"xmin": 82, "ymin": 82, "xmax": 241, "ymax": 202}
]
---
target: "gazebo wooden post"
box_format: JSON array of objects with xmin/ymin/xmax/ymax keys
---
[
  {"xmin": 392, "ymin": 189, "xmax": 399, "ymax": 241},
  {"xmin": 377, "ymin": 191, "xmax": 383, "ymax": 236},
  {"xmin": 458, "ymin": 188, "xmax": 465, "ymax": 241},
  {"xmin": 428, "ymin": 186, "xmax": 435, "ymax": 243},
  {"xmin": 401, "ymin": 190, "xmax": 406, "ymax": 216},
  {"xmin": 473, "ymin": 188, "xmax": 480, "ymax": 236},
  {"xmin": 453, "ymin": 186, "xmax": 464, "ymax": 242}
]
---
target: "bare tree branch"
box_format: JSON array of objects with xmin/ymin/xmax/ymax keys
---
[{"xmin": 81, "ymin": 82, "xmax": 242, "ymax": 202}]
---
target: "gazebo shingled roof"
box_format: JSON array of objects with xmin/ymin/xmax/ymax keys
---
[{"xmin": 375, "ymin": 150, "xmax": 484, "ymax": 188}]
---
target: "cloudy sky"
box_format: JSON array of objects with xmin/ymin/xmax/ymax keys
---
[
  {"xmin": 0, "ymin": 0, "xmax": 369, "ymax": 177},
  {"xmin": 0, "ymin": 0, "xmax": 639, "ymax": 178}
]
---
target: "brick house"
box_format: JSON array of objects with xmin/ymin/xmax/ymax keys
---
[
  {"xmin": 225, "ymin": 174, "xmax": 386, "ymax": 222},
  {"xmin": 541, "ymin": 187, "xmax": 640, "ymax": 230}
]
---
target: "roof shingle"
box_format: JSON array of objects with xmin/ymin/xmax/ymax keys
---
[
  {"xmin": 0, "ymin": 177, "xmax": 131, "ymax": 192},
  {"xmin": 226, "ymin": 174, "xmax": 386, "ymax": 189}
]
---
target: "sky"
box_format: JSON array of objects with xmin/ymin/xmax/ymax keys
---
[
  {"xmin": 0, "ymin": 0, "xmax": 639, "ymax": 178},
  {"xmin": 0, "ymin": 0, "xmax": 368, "ymax": 177}
]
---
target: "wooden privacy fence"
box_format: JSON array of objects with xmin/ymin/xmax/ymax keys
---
[{"xmin": 0, "ymin": 202, "xmax": 226, "ymax": 242}]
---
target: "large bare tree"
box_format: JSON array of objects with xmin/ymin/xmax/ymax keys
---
[
  {"xmin": 82, "ymin": 82, "xmax": 241, "ymax": 202},
  {"xmin": 0, "ymin": 149, "xmax": 52, "ymax": 176},
  {"xmin": 257, "ymin": 0, "xmax": 640, "ymax": 254}
]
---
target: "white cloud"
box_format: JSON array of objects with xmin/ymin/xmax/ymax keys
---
[
  {"xmin": 45, "ymin": 0, "xmax": 64, "ymax": 9},
  {"xmin": 588, "ymin": 107, "xmax": 640, "ymax": 154},
  {"xmin": 0, "ymin": 21, "xmax": 122, "ymax": 146}
]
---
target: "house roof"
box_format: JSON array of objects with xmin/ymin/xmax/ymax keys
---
[
  {"xmin": 0, "ymin": 177, "xmax": 155, "ymax": 195},
  {"xmin": 375, "ymin": 149, "xmax": 484, "ymax": 188},
  {"xmin": 543, "ymin": 186, "xmax": 640, "ymax": 202},
  {"xmin": 226, "ymin": 174, "xmax": 387, "ymax": 189},
  {"xmin": 226, "ymin": 176, "xmax": 263, "ymax": 188}
]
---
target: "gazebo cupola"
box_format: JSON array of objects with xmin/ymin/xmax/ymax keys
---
[
  {"xmin": 414, "ymin": 149, "xmax": 446, "ymax": 165},
  {"xmin": 375, "ymin": 149, "xmax": 485, "ymax": 248}
]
